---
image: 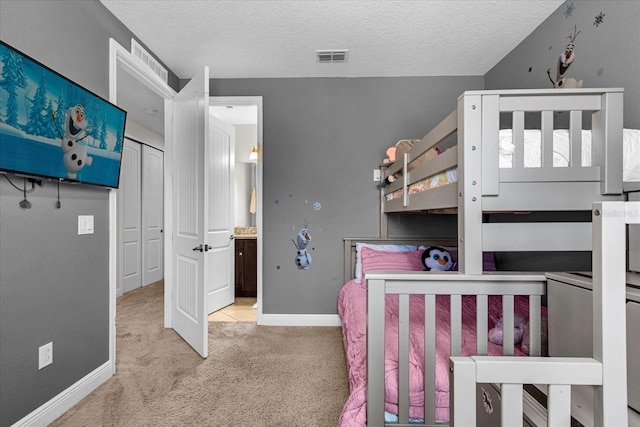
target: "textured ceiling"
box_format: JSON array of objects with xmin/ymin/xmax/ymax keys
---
[{"xmin": 101, "ymin": 0, "xmax": 563, "ymax": 80}]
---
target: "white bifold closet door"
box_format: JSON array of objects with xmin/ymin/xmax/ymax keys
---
[
  {"xmin": 119, "ymin": 138, "xmax": 164, "ymax": 295},
  {"xmin": 141, "ymin": 144, "xmax": 164, "ymax": 285}
]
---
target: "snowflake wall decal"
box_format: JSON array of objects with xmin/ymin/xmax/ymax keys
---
[
  {"xmin": 564, "ymin": 2, "xmax": 575, "ymax": 18},
  {"xmin": 594, "ymin": 12, "xmax": 605, "ymax": 27}
]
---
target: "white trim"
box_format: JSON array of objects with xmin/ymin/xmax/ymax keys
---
[
  {"xmin": 260, "ymin": 314, "xmax": 342, "ymax": 327},
  {"xmin": 12, "ymin": 361, "xmax": 112, "ymax": 427}
]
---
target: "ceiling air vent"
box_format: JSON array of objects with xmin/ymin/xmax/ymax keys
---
[
  {"xmin": 131, "ymin": 38, "xmax": 168, "ymax": 83},
  {"xmin": 316, "ymin": 49, "xmax": 348, "ymax": 63}
]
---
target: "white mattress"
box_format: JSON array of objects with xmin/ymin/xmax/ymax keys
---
[
  {"xmin": 386, "ymin": 128, "xmax": 640, "ymax": 201},
  {"xmin": 499, "ymin": 128, "xmax": 640, "ymax": 182}
]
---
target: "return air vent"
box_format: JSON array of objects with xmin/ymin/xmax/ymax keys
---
[
  {"xmin": 131, "ymin": 38, "xmax": 168, "ymax": 83},
  {"xmin": 316, "ymin": 49, "xmax": 348, "ymax": 63}
]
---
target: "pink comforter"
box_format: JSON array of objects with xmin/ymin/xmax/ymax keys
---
[{"xmin": 337, "ymin": 279, "xmax": 539, "ymax": 426}]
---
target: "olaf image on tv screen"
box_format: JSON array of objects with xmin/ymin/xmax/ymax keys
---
[{"xmin": 0, "ymin": 41, "xmax": 127, "ymax": 188}]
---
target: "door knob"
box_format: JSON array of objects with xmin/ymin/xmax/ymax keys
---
[
  {"xmin": 192, "ymin": 244, "xmax": 203, "ymax": 252},
  {"xmin": 229, "ymin": 234, "xmax": 235, "ymax": 240}
]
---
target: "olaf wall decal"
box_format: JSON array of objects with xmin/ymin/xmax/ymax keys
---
[
  {"xmin": 547, "ymin": 25, "xmax": 583, "ymax": 89},
  {"xmin": 291, "ymin": 219, "xmax": 312, "ymax": 270}
]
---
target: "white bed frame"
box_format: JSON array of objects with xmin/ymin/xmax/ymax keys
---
[
  {"xmin": 365, "ymin": 201, "xmax": 637, "ymax": 426},
  {"xmin": 380, "ymin": 88, "xmax": 626, "ymax": 274}
]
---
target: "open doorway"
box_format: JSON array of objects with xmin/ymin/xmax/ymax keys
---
[
  {"xmin": 113, "ymin": 49, "xmax": 166, "ymax": 297},
  {"xmin": 110, "ymin": 40, "xmax": 263, "ymax": 358},
  {"xmin": 108, "ymin": 38, "xmax": 177, "ymax": 369},
  {"xmin": 209, "ymin": 97, "xmax": 263, "ymax": 325}
]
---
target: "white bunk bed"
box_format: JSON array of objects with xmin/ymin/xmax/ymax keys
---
[
  {"xmin": 361, "ymin": 201, "xmax": 636, "ymax": 426},
  {"xmin": 379, "ymin": 88, "xmax": 640, "ymax": 274},
  {"xmin": 337, "ymin": 88, "xmax": 640, "ymax": 426}
]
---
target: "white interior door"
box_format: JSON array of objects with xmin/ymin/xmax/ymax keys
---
[
  {"xmin": 142, "ymin": 144, "xmax": 164, "ymax": 286},
  {"xmin": 120, "ymin": 139, "xmax": 142, "ymax": 293},
  {"xmin": 171, "ymin": 67, "xmax": 210, "ymax": 357},
  {"xmin": 207, "ymin": 115, "xmax": 235, "ymax": 314}
]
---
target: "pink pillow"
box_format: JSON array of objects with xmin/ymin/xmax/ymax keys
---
[{"xmin": 360, "ymin": 247, "xmax": 425, "ymax": 276}]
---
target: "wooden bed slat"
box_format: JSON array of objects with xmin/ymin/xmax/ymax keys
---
[
  {"xmin": 483, "ymin": 222, "xmax": 591, "ymax": 252},
  {"xmin": 476, "ymin": 295, "xmax": 488, "ymax": 355},
  {"xmin": 498, "ymin": 93, "xmax": 601, "ymax": 112},
  {"xmin": 501, "ymin": 295, "xmax": 515, "ymax": 356},
  {"xmin": 501, "ymin": 384, "xmax": 524, "ymax": 425},
  {"xmin": 384, "ymin": 182, "xmax": 458, "ymax": 213},
  {"xmin": 471, "ymin": 356, "xmax": 603, "ymax": 384},
  {"xmin": 512, "ymin": 111, "xmax": 525, "ymax": 168},
  {"xmin": 424, "ymin": 294, "xmax": 437, "ymax": 424},
  {"xmin": 548, "ymin": 384, "xmax": 572, "ymax": 425},
  {"xmin": 570, "ymin": 110, "xmax": 583, "ymax": 167},
  {"xmin": 498, "ymin": 166, "xmax": 601, "ymax": 183},
  {"xmin": 541, "ymin": 110, "xmax": 554, "ymax": 167},
  {"xmin": 482, "ymin": 181, "xmax": 624, "ymax": 212},
  {"xmin": 528, "ymin": 295, "xmax": 542, "ymax": 357},
  {"xmin": 411, "ymin": 110, "xmax": 457, "ymax": 160},
  {"xmin": 407, "ymin": 147, "xmax": 457, "ymax": 185}
]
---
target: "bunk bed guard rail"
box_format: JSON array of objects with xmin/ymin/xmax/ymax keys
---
[{"xmin": 450, "ymin": 201, "xmax": 638, "ymax": 427}]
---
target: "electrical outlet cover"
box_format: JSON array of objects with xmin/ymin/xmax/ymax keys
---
[{"xmin": 39, "ymin": 342, "xmax": 53, "ymax": 369}]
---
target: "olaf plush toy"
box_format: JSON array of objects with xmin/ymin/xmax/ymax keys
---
[{"xmin": 421, "ymin": 246, "xmax": 454, "ymax": 271}]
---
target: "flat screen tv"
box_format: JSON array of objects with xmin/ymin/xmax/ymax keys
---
[{"xmin": 0, "ymin": 40, "xmax": 126, "ymax": 188}]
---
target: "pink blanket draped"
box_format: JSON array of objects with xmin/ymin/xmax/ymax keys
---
[{"xmin": 337, "ymin": 279, "xmax": 541, "ymax": 426}]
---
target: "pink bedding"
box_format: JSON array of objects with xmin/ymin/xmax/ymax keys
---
[{"xmin": 337, "ymin": 278, "xmax": 542, "ymax": 426}]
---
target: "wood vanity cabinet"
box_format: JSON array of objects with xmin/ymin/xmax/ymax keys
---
[{"xmin": 235, "ymin": 238, "xmax": 257, "ymax": 297}]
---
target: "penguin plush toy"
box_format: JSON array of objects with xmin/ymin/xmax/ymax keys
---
[{"xmin": 421, "ymin": 246, "xmax": 454, "ymax": 271}]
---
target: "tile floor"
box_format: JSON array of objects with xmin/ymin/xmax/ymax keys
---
[{"xmin": 208, "ymin": 297, "xmax": 257, "ymax": 322}]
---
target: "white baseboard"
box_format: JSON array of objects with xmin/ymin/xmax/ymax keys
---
[
  {"xmin": 259, "ymin": 313, "xmax": 342, "ymax": 326},
  {"xmin": 13, "ymin": 361, "xmax": 113, "ymax": 427}
]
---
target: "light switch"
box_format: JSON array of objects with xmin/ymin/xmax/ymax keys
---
[{"xmin": 78, "ymin": 215, "xmax": 94, "ymax": 235}]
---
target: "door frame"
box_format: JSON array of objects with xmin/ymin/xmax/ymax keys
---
[
  {"xmin": 209, "ymin": 96, "xmax": 263, "ymax": 324},
  {"xmin": 108, "ymin": 38, "xmax": 176, "ymax": 371}
]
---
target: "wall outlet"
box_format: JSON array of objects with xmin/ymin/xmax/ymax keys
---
[
  {"xmin": 373, "ymin": 169, "xmax": 381, "ymax": 182},
  {"xmin": 39, "ymin": 342, "xmax": 53, "ymax": 370}
]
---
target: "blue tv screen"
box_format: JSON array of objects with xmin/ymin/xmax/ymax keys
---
[{"xmin": 0, "ymin": 40, "xmax": 126, "ymax": 188}]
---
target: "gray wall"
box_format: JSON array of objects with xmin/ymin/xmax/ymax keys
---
[
  {"xmin": 485, "ymin": 0, "xmax": 640, "ymax": 271},
  {"xmin": 7, "ymin": 0, "xmax": 633, "ymax": 423},
  {"xmin": 485, "ymin": 0, "xmax": 640, "ymax": 129},
  {"xmin": 210, "ymin": 77, "xmax": 482, "ymax": 315},
  {"xmin": 0, "ymin": 1, "xmax": 176, "ymax": 425}
]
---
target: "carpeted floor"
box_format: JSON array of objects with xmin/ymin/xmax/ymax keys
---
[{"xmin": 50, "ymin": 282, "xmax": 349, "ymax": 426}]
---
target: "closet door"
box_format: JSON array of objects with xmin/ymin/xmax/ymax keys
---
[
  {"xmin": 142, "ymin": 144, "xmax": 164, "ymax": 286},
  {"xmin": 120, "ymin": 139, "xmax": 142, "ymax": 293}
]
